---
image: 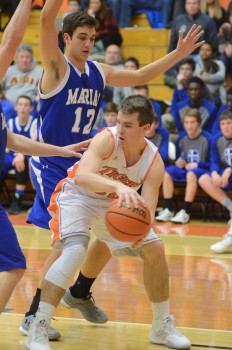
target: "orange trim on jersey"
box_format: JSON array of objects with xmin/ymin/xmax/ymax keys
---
[
  {"xmin": 48, "ymin": 178, "xmax": 67, "ymax": 244},
  {"xmin": 144, "ymin": 148, "xmax": 158, "ymax": 181},
  {"xmin": 67, "ymin": 162, "xmax": 79, "ymax": 179}
]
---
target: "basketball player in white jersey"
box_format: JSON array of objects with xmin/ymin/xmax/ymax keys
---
[
  {"xmin": 26, "ymin": 95, "xmax": 191, "ymax": 350},
  {"xmin": 22, "ymin": 0, "xmax": 205, "ymax": 339}
]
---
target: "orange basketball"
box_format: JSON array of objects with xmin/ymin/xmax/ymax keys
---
[{"xmin": 105, "ymin": 200, "xmax": 151, "ymax": 242}]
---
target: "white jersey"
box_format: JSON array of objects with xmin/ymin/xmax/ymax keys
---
[
  {"xmin": 49, "ymin": 126, "xmax": 160, "ymax": 252},
  {"xmin": 66, "ymin": 126, "xmax": 158, "ymax": 201}
]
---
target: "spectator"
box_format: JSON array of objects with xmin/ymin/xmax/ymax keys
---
[
  {"xmin": 218, "ymin": 8, "xmax": 232, "ymax": 75},
  {"xmin": 133, "ymin": 85, "xmax": 162, "ymax": 125},
  {"xmin": 58, "ymin": 0, "xmax": 81, "ymax": 53},
  {"xmin": 86, "ymin": 0, "xmax": 122, "ymax": 60},
  {"xmin": 102, "ymin": 44, "xmax": 124, "ymax": 102},
  {"xmin": 91, "ymin": 101, "xmax": 118, "ymax": 136},
  {"xmin": 113, "ymin": 57, "xmax": 140, "ymax": 105},
  {"xmin": 201, "ymin": 0, "xmax": 228, "ymax": 31},
  {"xmin": 212, "ymin": 87, "xmax": 232, "ymax": 133},
  {"xmin": 170, "ymin": 76, "xmax": 218, "ymax": 134},
  {"xmin": 156, "ymin": 108, "xmax": 211, "ymax": 223},
  {"xmin": 199, "ymin": 110, "xmax": 232, "ymax": 253},
  {"xmin": 0, "ymin": 95, "xmax": 37, "ymax": 214},
  {"xmin": 168, "ymin": 0, "xmax": 218, "ymax": 54},
  {"xmin": 194, "ymin": 42, "xmax": 227, "ymax": 106},
  {"xmin": 0, "ymin": 86, "xmax": 16, "ymax": 122},
  {"xmin": 145, "ymin": 113, "xmax": 170, "ymax": 166},
  {"xmin": 0, "ymin": 43, "xmax": 42, "ymax": 108}
]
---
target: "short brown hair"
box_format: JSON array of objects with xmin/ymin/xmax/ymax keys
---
[
  {"xmin": 119, "ymin": 95, "xmax": 155, "ymax": 126},
  {"xmin": 183, "ymin": 108, "xmax": 201, "ymax": 124}
]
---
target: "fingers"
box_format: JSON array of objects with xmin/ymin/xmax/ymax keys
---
[{"xmin": 130, "ymin": 237, "xmax": 145, "ymax": 250}]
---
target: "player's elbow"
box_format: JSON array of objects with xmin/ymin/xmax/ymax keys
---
[{"xmin": 74, "ymin": 171, "xmax": 87, "ymax": 188}]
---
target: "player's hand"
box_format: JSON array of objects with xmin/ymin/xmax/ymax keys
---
[
  {"xmin": 116, "ymin": 184, "xmax": 147, "ymax": 209},
  {"xmin": 13, "ymin": 153, "xmax": 25, "ymax": 172},
  {"xmin": 175, "ymin": 158, "xmax": 186, "ymax": 168},
  {"xmin": 211, "ymin": 172, "xmax": 222, "ymax": 187},
  {"xmin": 221, "ymin": 167, "xmax": 232, "ymax": 188},
  {"xmin": 176, "ymin": 24, "xmax": 205, "ymax": 58},
  {"xmin": 61, "ymin": 139, "xmax": 91, "ymax": 158}
]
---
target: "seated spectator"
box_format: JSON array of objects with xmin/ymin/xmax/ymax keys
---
[
  {"xmin": 0, "ymin": 86, "xmax": 16, "ymax": 121},
  {"xmin": 58, "ymin": 0, "xmax": 81, "ymax": 53},
  {"xmin": 106, "ymin": 0, "xmax": 173, "ymax": 28},
  {"xmin": 194, "ymin": 42, "xmax": 227, "ymax": 106},
  {"xmin": 171, "ymin": 58, "xmax": 196, "ymax": 104},
  {"xmin": 201, "ymin": 0, "xmax": 228, "ymax": 31},
  {"xmin": 199, "ymin": 110, "xmax": 232, "ymax": 253},
  {"xmin": 218, "ymin": 8, "xmax": 232, "ymax": 75},
  {"xmin": 113, "ymin": 57, "xmax": 140, "ymax": 105},
  {"xmin": 86, "ymin": 0, "xmax": 122, "ymax": 60},
  {"xmin": 212, "ymin": 87, "xmax": 232, "ymax": 133},
  {"xmin": 91, "ymin": 101, "xmax": 118, "ymax": 136},
  {"xmin": 0, "ymin": 43, "xmax": 42, "ymax": 110},
  {"xmin": 145, "ymin": 113, "xmax": 170, "ymax": 166},
  {"xmin": 133, "ymin": 85, "xmax": 162, "ymax": 125},
  {"xmin": 170, "ymin": 77, "xmax": 218, "ymax": 134},
  {"xmin": 0, "ymin": 96, "xmax": 37, "ymax": 214},
  {"xmin": 156, "ymin": 109, "xmax": 211, "ymax": 224}
]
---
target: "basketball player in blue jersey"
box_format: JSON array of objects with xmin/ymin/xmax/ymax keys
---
[
  {"xmin": 21, "ymin": 0, "xmax": 206, "ymax": 338},
  {"xmin": 26, "ymin": 95, "xmax": 191, "ymax": 350},
  {"xmin": 0, "ymin": 0, "xmax": 90, "ymax": 314}
]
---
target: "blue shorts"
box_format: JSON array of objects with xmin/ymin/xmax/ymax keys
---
[
  {"xmin": 27, "ymin": 158, "xmax": 67, "ymax": 230},
  {"xmin": 0, "ymin": 204, "xmax": 26, "ymax": 272},
  {"xmin": 0, "ymin": 153, "xmax": 14, "ymax": 179},
  {"xmin": 165, "ymin": 166, "xmax": 207, "ymax": 182}
]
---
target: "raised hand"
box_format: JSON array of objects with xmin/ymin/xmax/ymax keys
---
[{"xmin": 176, "ymin": 24, "xmax": 205, "ymax": 58}]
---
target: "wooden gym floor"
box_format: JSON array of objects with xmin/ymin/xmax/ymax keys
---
[{"xmin": 1, "ymin": 214, "xmax": 232, "ymax": 349}]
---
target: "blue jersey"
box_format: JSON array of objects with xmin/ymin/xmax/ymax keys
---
[
  {"xmin": 210, "ymin": 132, "xmax": 232, "ymax": 172},
  {"xmin": 0, "ymin": 104, "xmax": 7, "ymax": 176},
  {"xmin": 7, "ymin": 115, "xmax": 36, "ymax": 159},
  {"xmin": 28, "ymin": 60, "xmax": 105, "ymax": 229}
]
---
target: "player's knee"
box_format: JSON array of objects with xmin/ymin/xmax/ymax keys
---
[
  {"xmin": 198, "ymin": 174, "xmax": 210, "ymax": 187},
  {"xmin": 45, "ymin": 244, "xmax": 87, "ymax": 290},
  {"xmin": 140, "ymin": 241, "xmax": 165, "ymax": 265}
]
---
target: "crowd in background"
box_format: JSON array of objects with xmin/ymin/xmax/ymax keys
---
[{"xmin": 1, "ymin": 0, "xmax": 232, "ymax": 235}]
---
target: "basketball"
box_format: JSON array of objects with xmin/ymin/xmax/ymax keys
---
[{"xmin": 105, "ymin": 200, "xmax": 151, "ymax": 242}]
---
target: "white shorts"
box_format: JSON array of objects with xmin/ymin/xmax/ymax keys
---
[{"xmin": 49, "ymin": 185, "xmax": 161, "ymax": 257}]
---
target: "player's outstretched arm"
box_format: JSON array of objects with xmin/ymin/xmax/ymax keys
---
[
  {"xmin": 0, "ymin": 0, "xmax": 32, "ymax": 81},
  {"xmin": 102, "ymin": 24, "xmax": 205, "ymax": 88},
  {"xmin": 40, "ymin": 0, "xmax": 67, "ymax": 93},
  {"xmin": 6, "ymin": 129, "xmax": 89, "ymax": 158}
]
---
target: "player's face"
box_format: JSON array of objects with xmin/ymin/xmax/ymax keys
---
[
  {"xmin": 65, "ymin": 26, "xmax": 96, "ymax": 60},
  {"xmin": 15, "ymin": 98, "xmax": 32, "ymax": 118},
  {"xmin": 183, "ymin": 116, "xmax": 200, "ymax": 137},
  {"xmin": 104, "ymin": 112, "xmax": 118, "ymax": 127},
  {"xmin": 220, "ymin": 119, "xmax": 232, "ymax": 138},
  {"xmin": 116, "ymin": 112, "xmax": 149, "ymax": 145}
]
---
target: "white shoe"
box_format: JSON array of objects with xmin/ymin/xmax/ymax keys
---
[
  {"xmin": 156, "ymin": 208, "xmax": 174, "ymax": 222},
  {"xmin": 25, "ymin": 317, "xmax": 51, "ymax": 350},
  {"xmin": 171, "ymin": 209, "xmax": 190, "ymax": 224},
  {"xmin": 210, "ymin": 234, "xmax": 232, "ymax": 254},
  {"xmin": 150, "ymin": 315, "xmax": 191, "ymax": 349}
]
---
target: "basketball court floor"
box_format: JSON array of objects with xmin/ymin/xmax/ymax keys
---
[{"xmin": 0, "ymin": 214, "xmax": 231, "ymax": 349}]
